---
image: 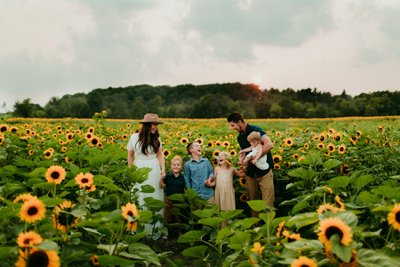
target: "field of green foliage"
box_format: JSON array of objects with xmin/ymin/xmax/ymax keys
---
[{"xmin": 0, "ymin": 115, "xmax": 399, "ymax": 267}]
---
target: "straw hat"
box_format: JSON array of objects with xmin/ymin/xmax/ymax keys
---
[{"xmin": 139, "ymin": 113, "xmax": 163, "ymax": 124}]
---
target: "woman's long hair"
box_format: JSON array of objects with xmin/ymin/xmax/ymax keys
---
[{"xmin": 137, "ymin": 123, "xmax": 160, "ymax": 155}]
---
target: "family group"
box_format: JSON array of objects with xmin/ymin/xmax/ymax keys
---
[{"xmin": 126, "ymin": 112, "xmax": 275, "ymax": 232}]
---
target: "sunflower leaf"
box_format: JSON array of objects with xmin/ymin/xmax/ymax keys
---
[{"xmin": 330, "ymin": 235, "xmax": 352, "ymax": 262}]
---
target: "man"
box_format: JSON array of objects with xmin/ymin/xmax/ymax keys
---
[{"xmin": 227, "ymin": 112, "xmax": 275, "ymax": 215}]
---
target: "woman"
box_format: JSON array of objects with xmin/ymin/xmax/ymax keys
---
[{"xmin": 127, "ymin": 113, "xmax": 166, "ymax": 234}]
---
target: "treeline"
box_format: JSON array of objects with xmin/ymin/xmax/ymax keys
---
[{"xmin": 11, "ymin": 83, "xmax": 400, "ymax": 118}]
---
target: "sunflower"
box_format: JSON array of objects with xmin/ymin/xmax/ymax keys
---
[
  {"xmin": 75, "ymin": 172, "xmax": 94, "ymax": 189},
  {"xmin": 163, "ymin": 149, "xmax": 171, "ymax": 158},
  {"xmin": 327, "ymin": 143, "xmax": 335, "ymax": 152},
  {"xmin": 340, "ymin": 163, "xmax": 350, "ymax": 176},
  {"xmin": 339, "ymin": 250, "xmax": 358, "ymax": 267},
  {"xmin": 272, "ymin": 154, "xmax": 282, "ymax": 164},
  {"xmin": 85, "ymin": 184, "xmax": 96, "ymax": 192},
  {"xmin": 290, "ymin": 256, "xmax": 318, "ymax": 267},
  {"xmin": 282, "ymin": 230, "xmax": 301, "ymax": 242},
  {"xmin": 377, "ymin": 125, "xmax": 384, "ymax": 132},
  {"xmin": 53, "ymin": 200, "xmax": 78, "ymax": 233},
  {"xmin": 61, "ymin": 147, "xmax": 68, "ymax": 153},
  {"xmin": 355, "ymin": 130, "xmax": 362, "ymax": 139},
  {"xmin": 17, "ymin": 231, "xmax": 43, "ymax": 248},
  {"xmin": 334, "ymin": 133, "xmax": 342, "ymax": 142},
  {"xmin": 45, "ymin": 165, "xmax": 66, "ymax": 184},
  {"xmin": 180, "ymin": 137, "xmax": 189, "ymax": 145},
  {"xmin": 43, "ymin": 148, "xmax": 54, "ymax": 159},
  {"xmin": 275, "ymin": 221, "xmax": 286, "ymax": 238},
  {"xmin": 89, "ymin": 136, "xmax": 100, "ymax": 147},
  {"xmin": 303, "ymin": 143, "xmax": 310, "ymax": 150},
  {"xmin": 85, "ymin": 132, "xmax": 93, "ymax": 140},
  {"xmin": 122, "ymin": 134, "xmax": 128, "ymax": 141},
  {"xmin": 319, "ymin": 133, "xmax": 326, "ymax": 142},
  {"xmin": 212, "ymin": 150, "xmax": 220, "ymax": 157},
  {"xmin": 240, "ymin": 194, "xmax": 249, "ymax": 202},
  {"xmin": 215, "ymin": 140, "xmax": 222, "ymax": 146},
  {"xmin": 121, "ymin": 203, "xmax": 139, "ymax": 231},
  {"xmin": 91, "ymin": 255, "xmax": 100, "ymax": 266},
  {"xmin": 284, "ymin": 138, "xmax": 294, "ymax": 147},
  {"xmin": 318, "ymin": 217, "xmax": 353, "ymax": 249},
  {"xmin": 88, "ymin": 127, "xmax": 95, "ymax": 133},
  {"xmin": 317, "ymin": 203, "xmax": 339, "ymax": 214},
  {"xmin": 19, "ymin": 198, "xmax": 46, "ymax": 223},
  {"xmin": 387, "ymin": 203, "xmax": 400, "ymax": 231},
  {"xmin": 251, "ymin": 242, "xmax": 265, "ymax": 254},
  {"xmin": 66, "ymin": 133, "xmax": 74, "ymax": 141},
  {"xmin": 335, "ymin": 195, "xmax": 345, "ymax": 210},
  {"xmin": 229, "ymin": 149, "xmax": 237, "ymax": 157},
  {"xmin": 0, "ymin": 124, "xmax": 8, "ymax": 132},
  {"xmin": 16, "ymin": 248, "xmax": 60, "ymax": 267},
  {"xmin": 207, "ymin": 141, "xmax": 214, "ymax": 148},
  {"xmin": 317, "ymin": 143, "xmax": 325, "ymax": 149},
  {"xmin": 222, "ymin": 141, "xmax": 230, "ymax": 148},
  {"xmin": 195, "ymin": 138, "xmax": 204, "ymax": 145},
  {"xmin": 10, "ymin": 126, "xmax": 18, "ymax": 133},
  {"xmin": 274, "ymin": 164, "xmax": 281, "ymax": 170},
  {"xmin": 239, "ymin": 177, "xmax": 247, "ymax": 187},
  {"xmin": 292, "ymin": 153, "xmax": 299, "ymax": 160},
  {"xmin": 0, "ymin": 134, "xmax": 4, "ymax": 145},
  {"xmin": 13, "ymin": 193, "xmax": 37, "ymax": 203},
  {"xmin": 338, "ymin": 144, "xmax": 346, "ymax": 154}
]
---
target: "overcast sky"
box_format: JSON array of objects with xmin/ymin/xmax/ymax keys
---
[{"xmin": 1, "ymin": 0, "xmax": 399, "ymax": 111}]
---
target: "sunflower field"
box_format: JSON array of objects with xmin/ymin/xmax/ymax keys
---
[{"xmin": 0, "ymin": 115, "xmax": 400, "ymax": 267}]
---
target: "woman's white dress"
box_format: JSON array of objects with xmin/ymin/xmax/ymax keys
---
[{"xmin": 127, "ymin": 133, "xmax": 164, "ymax": 233}]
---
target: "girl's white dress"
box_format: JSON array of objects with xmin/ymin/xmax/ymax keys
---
[
  {"xmin": 214, "ymin": 167, "xmax": 236, "ymax": 210},
  {"xmin": 127, "ymin": 133, "xmax": 164, "ymax": 232}
]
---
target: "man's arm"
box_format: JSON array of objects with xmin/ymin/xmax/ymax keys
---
[{"xmin": 261, "ymin": 135, "xmax": 274, "ymax": 155}]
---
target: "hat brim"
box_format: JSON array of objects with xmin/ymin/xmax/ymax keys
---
[{"xmin": 139, "ymin": 121, "xmax": 163, "ymax": 124}]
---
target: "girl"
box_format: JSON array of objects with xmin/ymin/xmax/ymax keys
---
[{"xmin": 211, "ymin": 151, "xmax": 241, "ymax": 210}]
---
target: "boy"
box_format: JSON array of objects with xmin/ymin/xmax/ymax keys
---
[
  {"xmin": 160, "ymin": 156, "xmax": 186, "ymax": 225},
  {"xmin": 238, "ymin": 131, "xmax": 269, "ymax": 172},
  {"xmin": 183, "ymin": 141, "xmax": 214, "ymax": 203}
]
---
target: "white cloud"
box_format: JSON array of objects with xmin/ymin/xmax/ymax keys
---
[{"xmin": 0, "ymin": 0, "xmax": 399, "ymax": 110}]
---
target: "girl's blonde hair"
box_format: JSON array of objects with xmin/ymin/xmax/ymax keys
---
[
  {"xmin": 247, "ymin": 131, "xmax": 261, "ymax": 143},
  {"xmin": 170, "ymin": 155, "xmax": 183, "ymax": 165},
  {"xmin": 218, "ymin": 151, "xmax": 232, "ymax": 167}
]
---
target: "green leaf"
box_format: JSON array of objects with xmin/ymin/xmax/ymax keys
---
[
  {"xmin": 353, "ymin": 174, "xmax": 374, "ymax": 190},
  {"xmin": 247, "ymin": 200, "xmax": 268, "ymax": 212},
  {"xmin": 330, "ymin": 235, "xmax": 352, "ymax": 262},
  {"xmin": 193, "ymin": 208, "xmax": 215, "ymax": 218},
  {"xmin": 40, "ymin": 196, "xmax": 65, "ymax": 207},
  {"xmin": 37, "ymin": 240, "xmax": 59, "ymax": 251},
  {"xmin": 102, "ymin": 183, "xmax": 120, "ymax": 192},
  {"xmin": 286, "ymin": 212, "xmax": 319, "ymax": 231},
  {"xmin": 96, "ymin": 255, "xmax": 135, "ymax": 267},
  {"xmin": 82, "ymin": 227, "xmax": 104, "ymax": 236},
  {"xmin": 167, "ymin": 193, "xmax": 185, "ymax": 202},
  {"xmin": 138, "ymin": 210, "xmax": 152, "ymax": 223},
  {"xmin": 219, "ymin": 209, "xmax": 243, "ymax": 219},
  {"xmin": 216, "ymin": 227, "xmax": 233, "ymax": 244},
  {"xmin": 177, "ymin": 230, "xmax": 207, "ymax": 243},
  {"xmin": 0, "ymin": 246, "xmax": 18, "ymax": 259},
  {"xmin": 71, "ymin": 207, "xmax": 88, "ymax": 217},
  {"xmin": 131, "ymin": 167, "xmax": 151, "ymax": 183},
  {"xmin": 127, "ymin": 242, "xmax": 160, "ymax": 266},
  {"xmin": 234, "ymin": 217, "xmax": 260, "ymax": 229},
  {"xmin": 143, "ymin": 197, "xmax": 164, "ymax": 211},
  {"xmin": 182, "ymin": 245, "xmax": 208, "ymax": 258},
  {"xmin": 199, "ymin": 217, "xmax": 225, "ymax": 228},
  {"xmin": 357, "ymin": 248, "xmax": 400, "ymax": 267},
  {"xmin": 141, "ymin": 184, "xmax": 155, "ymax": 193},
  {"xmin": 328, "ymin": 176, "xmax": 351, "ymax": 191},
  {"xmin": 94, "ymin": 175, "xmax": 114, "ymax": 184},
  {"xmin": 258, "ymin": 211, "xmax": 275, "ymax": 224},
  {"xmin": 228, "ymin": 231, "xmax": 251, "ymax": 251},
  {"xmin": 323, "ymin": 159, "xmax": 342, "ymax": 170},
  {"xmin": 283, "ymin": 239, "xmax": 323, "ymax": 251}
]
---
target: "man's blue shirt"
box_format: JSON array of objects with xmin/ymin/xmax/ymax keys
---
[{"xmin": 183, "ymin": 157, "xmax": 214, "ymax": 200}]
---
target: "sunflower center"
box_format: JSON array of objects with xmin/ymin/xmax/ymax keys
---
[
  {"xmin": 396, "ymin": 211, "xmax": 400, "ymax": 223},
  {"xmin": 127, "ymin": 211, "xmax": 134, "ymax": 217},
  {"xmin": 325, "ymin": 226, "xmax": 343, "ymax": 241},
  {"xmin": 91, "ymin": 139, "xmax": 98, "ymax": 145},
  {"xmin": 57, "ymin": 209, "xmax": 74, "ymax": 226},
  {"xmin": 28, "ymin": 206, "xmax": 38, "ymax": 216},
  {"xmin": 28, "ymin": 250, "xmax": 49, "ymax": 267},
  {"xmin": 300, "ymin": 265, "xmax": 310, "ymax": 267},
  {"xmin": 81, "ymin": 178, "xmax": 89, "ymax": 184},
  {"xmin": 24, "ymin": 238, "xmax": 31, "ymax": 245},
  {"xmin": 51, "ymin": 172, "xmax": 60, "ymax": 179}
]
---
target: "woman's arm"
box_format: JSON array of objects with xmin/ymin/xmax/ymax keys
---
[
  {"xmin": 127, "ymin": 150, "xmax": 134, "ymax": 168},
  {"xmin": 156, "ymin": 146, "xmax": 166, "ymax": 178}
]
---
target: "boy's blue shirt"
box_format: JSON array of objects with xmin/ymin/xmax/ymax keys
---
[{"xmin": 183, "ymin": 157, "xmax": 214, "ymax": 200}]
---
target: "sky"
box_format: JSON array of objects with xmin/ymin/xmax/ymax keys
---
[{"xmin": 1, "ymin": 0, "xmax": 400, "ymax": 111}]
